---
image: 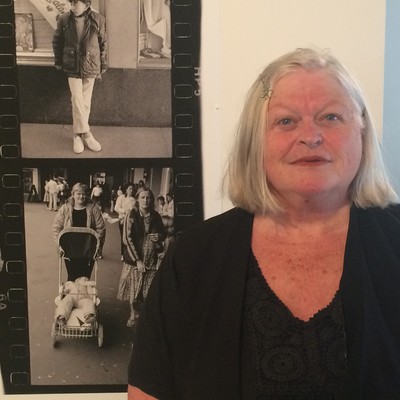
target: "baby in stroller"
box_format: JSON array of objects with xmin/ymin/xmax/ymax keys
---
[{"xmin": 55, "ymin": 276, "xmax": 97, "ymax": 327}]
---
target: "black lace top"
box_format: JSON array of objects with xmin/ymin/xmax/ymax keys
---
[{"xmin": 241, "ymin": 253, "xmax": 347, "ymax": 399}]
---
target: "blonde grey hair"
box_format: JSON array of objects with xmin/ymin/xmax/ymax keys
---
[
  {"xmin": 68, "ymin": 183, "xmax": 88, "ymax": 207},
  {"xmin": 224, "ymin": 48, "xmax": 398, "ymax": 215}
]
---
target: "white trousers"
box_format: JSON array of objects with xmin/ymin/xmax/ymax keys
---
[
  {"xmin": 48, "ymin": 192, "xmax": 58, "ymax": 211},
  {"xmin": 68, "ymin": 77, "xmax": 95, "ymax": 134}
]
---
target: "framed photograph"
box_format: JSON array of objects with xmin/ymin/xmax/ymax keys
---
[
  {"xmin": 15, "ymin": 13, "xmax": 34, "ymax": 52},
  {"xmin": 0, "ymin": 0, "xmax": 202, "ymax": 394}
]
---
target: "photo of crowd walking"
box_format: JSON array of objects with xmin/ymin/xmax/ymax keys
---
[{"xmin": 23, "ymin": 165, "xmax": 174, "ymax": 385}]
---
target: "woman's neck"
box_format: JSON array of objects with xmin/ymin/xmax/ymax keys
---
[
  {"xmin": 255, "ymin": 201, "xmax": 351, "ymax": 240},
  {"xmin": 275, "ymin": 188, "xmax": 351, "ymax": 219},
  {"xmin": 139, "ymin": 207, "xmax": 150, "ymax": 216}
]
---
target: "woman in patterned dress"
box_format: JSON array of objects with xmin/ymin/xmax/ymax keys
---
[{"xmin": 117, "ymin": 187, "xmax": 165, "ymax": 327}]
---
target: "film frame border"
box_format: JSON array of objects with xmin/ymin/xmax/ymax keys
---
[{"xmin": 0, "ymin": 0, "xmax": 203, "ymax": 394}]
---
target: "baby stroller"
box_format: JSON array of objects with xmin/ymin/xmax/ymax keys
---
[{"xmin": 51, "ymin": 227, "xmax": 104, "ymax": 347}]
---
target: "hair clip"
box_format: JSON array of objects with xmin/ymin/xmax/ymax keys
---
[{"xmin": 260, "ymin": 81, "xmax": 273, "ymax": 100}]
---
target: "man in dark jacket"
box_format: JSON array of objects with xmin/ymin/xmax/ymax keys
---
[{"xmin": 53, "ymin": 0, "xmax": 107, "ymax": 154}]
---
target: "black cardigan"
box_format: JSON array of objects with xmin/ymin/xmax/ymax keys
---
[{"xmin": 129, "ymin": 205, "xmax": 400, "ymax": 400}]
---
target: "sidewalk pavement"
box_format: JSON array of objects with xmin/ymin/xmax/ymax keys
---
[{"xmin": 20, "ymin": 123, "xmax": 172, "ymax": 159}]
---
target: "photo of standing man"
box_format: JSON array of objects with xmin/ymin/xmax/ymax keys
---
[{"xmin": 52, "ymin": 0, "xmax": 107, "ymax": 154}]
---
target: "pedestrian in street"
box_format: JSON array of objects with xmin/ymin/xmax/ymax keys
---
[
  {"xmin": 27, "ymin": 184, "xmax": 38, "ymax": 202},
  {"xmin": 57, "ymin": 178, "xmax": 67, "ymax": 205},
  {"xmin": 162, "ymin": 192, "xmax": 175, "ymax": 253},
  {"xmin": 43, "ymin": 179, "xmax": 50, "ymax": 204},
  {"xmin": 117, "ymin": 187, "xmax": 165, "ymax": 328},
  {"xmin": 52, "ymin": 182, "xmax": 106, "ymax": 281},
  {"xmin": 114, "ymin": 183, "xmax": 136, "ymax": 261},
  {"xmin": 91, "ymin": 181, "xmax": 103, "ymax": 210},
  {"xmin": 110, "ymin": 188, "xmax": 117, "ymax": 213},
  {"xmin": 45, "ymin": 176, "xmax": 59, "ymax": 211},
  {"xmin": 156, "ymin": 195, "xmax": 165, "ymax": 215},
  {"xmin": 52, "ymin": 0, "xmax": 107, "ymax": 154}
]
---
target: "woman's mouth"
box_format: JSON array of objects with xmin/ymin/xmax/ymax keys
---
[{"xmin": 291, "ymin": 156, "xmax": 330, "ymax": 166}]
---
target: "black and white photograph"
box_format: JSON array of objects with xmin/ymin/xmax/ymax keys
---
[
  {"xmin": 15, "ymin": 0, "xmax": 175, "ymax": 389},
  {"xmin": 0, "ymin": 0, "xmax": 203, "ymax": 396},
  {"xmin": 23, "ymin": 162, "xmax": 175, "ymax": 385},
  {"xmin": 16, "ymin": 0, "xmax": 172, "ymax": 159}
]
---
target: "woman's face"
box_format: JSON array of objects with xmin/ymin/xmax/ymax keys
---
[
  {"xmin": 69, "ymin": 1, "xmax": 88, "ymax": 16},
  {"xmin": 263, "ymin": 69, "xmax": 363, "ymax": 208},
  {"xmin": 126, "ymin": 185, "xmax": 134, "ymax": 197},
  {"xmin": 138, "ymin": 190, "xmax": 152, "ymax": 210},
  {"xmin": 73, "ymin": 189, "xmax": 87, "ymax": 207}
]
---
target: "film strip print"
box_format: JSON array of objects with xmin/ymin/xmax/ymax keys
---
[
  {"xmin": 0, "ymin": 0, "xmax": 202, "ymax": 394},
  {"xmin": 172, "ymin": 0, "xmax": 203, "ymax": 235},
  {"xmin": 0, "ymin": 0, "xmax": 29, "ymax": 394}
]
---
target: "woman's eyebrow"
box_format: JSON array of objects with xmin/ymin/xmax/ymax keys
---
[{"xmin": 268, "ymin": 100, "xmax": 350, "ymax": 112}]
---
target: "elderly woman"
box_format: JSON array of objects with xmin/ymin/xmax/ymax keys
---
[
  {"xmin": 53, "ymin": 182, "xmax": 105, "ymax": 281},
  {"xmin": 128, "ymin": 48, "xmax": 400, "ymax": 399},
  {"xmin": 117, "ymin": 187, "xmax": 165, "ymax": 328}
]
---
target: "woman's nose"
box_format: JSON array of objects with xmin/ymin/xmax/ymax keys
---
[{"xmin": 298, "ymin": 120, "xmax": 323, "ymax": 148}]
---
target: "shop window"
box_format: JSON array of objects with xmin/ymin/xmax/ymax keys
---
[
  {"xmin": 138, "ymin": 0, "xmax": 171, "ymax": 69},
  {"xmin": 14, "ymin": 0, "xmax": 103, "ymax": 66},
  {"xmin": 14, "ymin": 0, "xmax": 169, "ymax": 69}
]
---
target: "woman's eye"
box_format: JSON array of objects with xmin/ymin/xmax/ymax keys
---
[
  {"xmin": 324, "ymin": 113, "xmax": 339, "ymax": 121},
  {"xmin": 278, "ymin": 118, "xmax": 293, "ymax": 126}
]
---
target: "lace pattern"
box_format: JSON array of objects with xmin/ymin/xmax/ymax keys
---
[{"xmin": 243, "ymin": 253, "xmax": 347, "ymax": 399}]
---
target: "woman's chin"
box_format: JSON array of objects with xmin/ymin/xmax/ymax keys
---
[{"xmin": 277, "ymin": 181, "xmax": 348, "ymax": 203}]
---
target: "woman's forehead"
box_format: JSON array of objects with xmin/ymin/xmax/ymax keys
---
[
  {"xmin": 273, "ymin": 69, "xmax": 339, "ymax": 91},
  {"xmin": 269, "ymin": 70, "xmax": 354, "ymax": 109}
]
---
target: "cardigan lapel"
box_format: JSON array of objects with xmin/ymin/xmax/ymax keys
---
[
  {"xmin": 183, "ymin": 209, "xmax": 254, "ymax": 400},
  {"xmin": 341, "ymin": 206, "xmax": 400, "ymax": 399}
]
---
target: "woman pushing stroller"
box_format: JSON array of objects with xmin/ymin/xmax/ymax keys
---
[{"xmin": 52, "ymin": 182, "xmax": 106, "ymax": 281}]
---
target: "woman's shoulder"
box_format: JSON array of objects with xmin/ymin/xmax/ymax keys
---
[
  {"xmin": 116, "ymin": 194, "xmax": 129, "ymax": 204},
  {"xmin": 386, "ymin": 203, "xmax": 400, "ymax": 215},
  {"xmin": 86, "ymin": 203, "xmax": 100, "ymax": 214},
  {"xmin": 150, "ymin": 208, "xmax": 162, "ymax": 218},
  {"xmin": 356, "ymin": 203, "xmax": 400, "ymax": 221},
  {"xmin": 195, "ymin": 207, "xmax": 252, "ymax": 227},
  {"xmin": 354, "ymin": 204, "xmax": 400, "ymax": 243},
  {"xmin": 58, "ymin": 203, "xmax": 70, "ymax": 213},
  {"xmin": 162, "ymin": 208, "xmax": 253, "ymax": 279},
  {"xmin": 177, "ymin": 208, "xmax": 253, "ymax": 247},
  {"xmin": 128, "ymin": 205, "xmax": 139, "ymax": 214},
  {"xmin": 53, "ymin": 204, "xmax": 70, "ymax": 225}
]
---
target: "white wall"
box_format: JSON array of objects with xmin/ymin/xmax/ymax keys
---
[
  {"xmin": 383, "ymin": 0, "xmax": 400, "ymax": 195},
  {"xmin": 202, "ymin": 0, "xmax": 387, "ymax": 218},
  {"xmin": 0, "ymin": 0, "xmax": 387, "ymax": 398}
]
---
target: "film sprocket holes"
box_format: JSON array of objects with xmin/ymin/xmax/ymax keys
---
[{"xmin": 0, "ymin": 0, "xmax": 202, "ymax": 394}]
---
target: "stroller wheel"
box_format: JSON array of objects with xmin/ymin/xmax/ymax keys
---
[
  {"xmin": 98, "ymin": 324, "xmax": 104, "ymax": 347},
  {"xmin": 51, "ymin": 322, "xmax": 57, "ymax": 347}
]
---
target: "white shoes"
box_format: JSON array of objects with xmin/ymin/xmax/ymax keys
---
[
  {"xmin": 73, "ymin": 135, "xmax": 84, "ymax": 154},
  {"xmin": 83, "ymin": 131, "xmax": 101, "ymax": 152},
  {"xmin": 73, "ymin": 132, "xmax": 101, "ymax": 153}
]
